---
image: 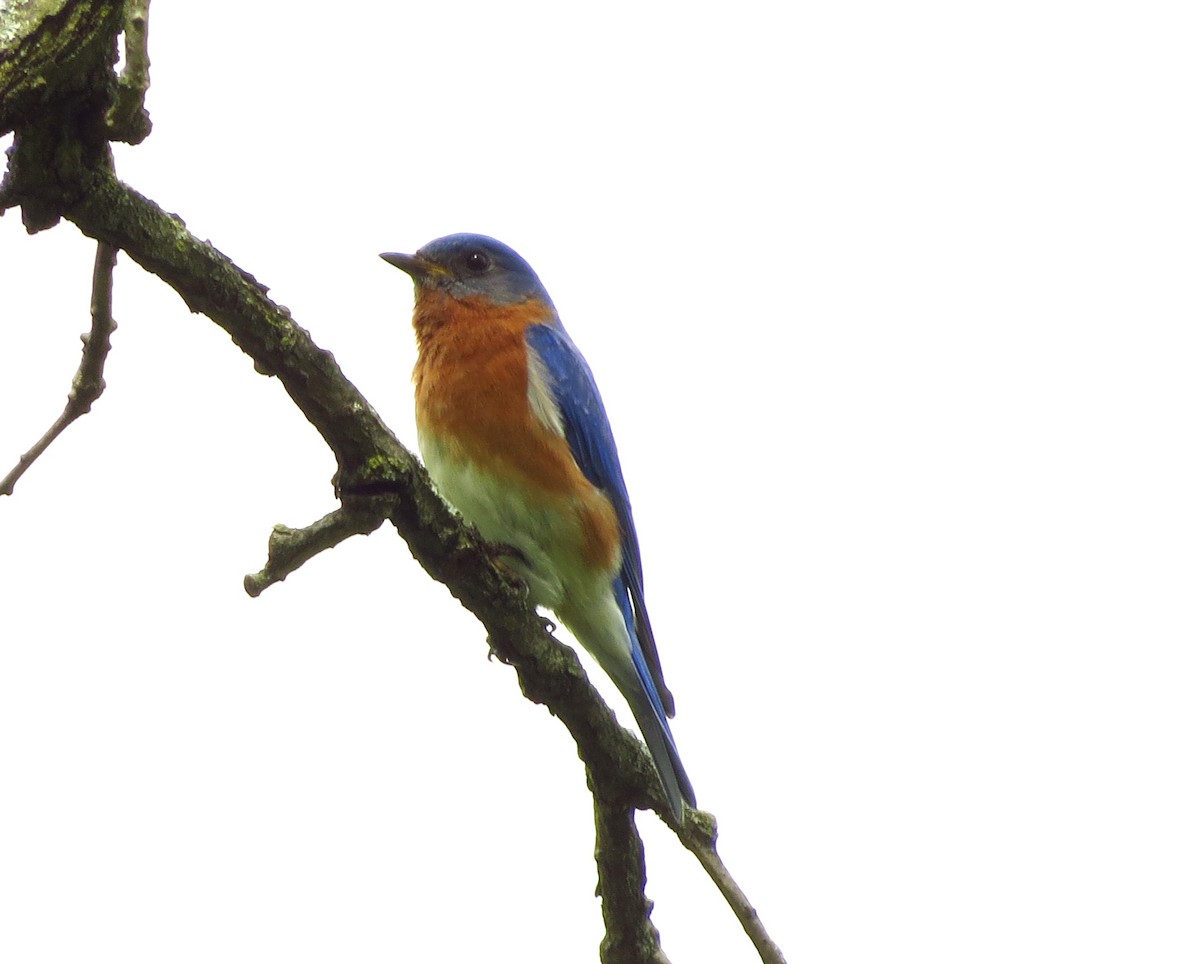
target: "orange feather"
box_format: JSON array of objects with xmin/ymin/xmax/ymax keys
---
[{"xmin": 412, "ymin": 290, "xmax": 620, "ymax": 570}]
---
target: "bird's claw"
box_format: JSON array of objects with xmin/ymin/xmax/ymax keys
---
[{"xmin": 481, "ymin": 540, "xmax": 531, "ymax": 596}]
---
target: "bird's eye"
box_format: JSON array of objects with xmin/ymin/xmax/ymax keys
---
[{"xmin": 465, "ymin": 251, "xmax": 489, "ymax": 273}]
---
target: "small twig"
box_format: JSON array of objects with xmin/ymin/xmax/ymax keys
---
[
  {"xmin": 243, "ymin": 499, "xmax": 391, "ymax": 596},
  {"xmin": 593, "ymin": 789, "xmax": 672, "ymax": 964},
  {"xmin": 679, "ymin": 812, "xmax": 788, "ymax": 964},
  {"xmin": 1, "ymin": 241, "xmax": 118, "ymax": 496},
  {"xmin": 106, "ymin": 0, "xmax": 152, "ymax": 143}
]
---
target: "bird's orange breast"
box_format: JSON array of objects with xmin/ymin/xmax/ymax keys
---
[
  {"xmin": 412, "ymin": 292, "xmax": 559, "ymax": 481},
  {"xmin": 411, "ymin": 291, "xmax": 620, "ymax": 570}
]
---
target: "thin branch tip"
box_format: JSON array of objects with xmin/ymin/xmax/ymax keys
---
[
  {"xmin": 1, "ymin": 240, "xmax": 117, "ymax": 496},
  {"xmin": 679, "ymin": 816, "xmax": 788, "ymax": 964}
]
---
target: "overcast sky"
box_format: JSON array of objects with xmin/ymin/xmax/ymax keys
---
[{"xmin": 2, "ymin": 2, "xmax": 1198, "ymax": 962}]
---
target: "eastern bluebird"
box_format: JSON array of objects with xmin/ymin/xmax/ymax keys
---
[{"xmin": 381, "ymin": 234, "xmax": 695, "ymax": 820}]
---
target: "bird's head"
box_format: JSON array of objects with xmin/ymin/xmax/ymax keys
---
[{"xmin": 381, "ymin": 233, "xmax": 553, "ymax": 307}]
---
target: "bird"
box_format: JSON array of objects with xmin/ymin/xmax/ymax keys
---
[{"xmin": 381, "ymin": 233, "xmax": 695, "ymax": 820}]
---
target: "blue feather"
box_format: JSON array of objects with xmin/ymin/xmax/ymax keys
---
[
  {"xmin": 526, "ymin": 322, "xmax": 695, "ymax": 814},
  {"xmin": 523, "ymin": 323, "xmax": 673, "ymax": 704}
]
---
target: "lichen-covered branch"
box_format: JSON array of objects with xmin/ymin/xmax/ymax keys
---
[
  {"xmin": 0, "ymin": 0, "xmax": 124, "ymax": 137},
  {"xmin": 34, "ymin": 164, "xmax": 672, "ymax": 815}
]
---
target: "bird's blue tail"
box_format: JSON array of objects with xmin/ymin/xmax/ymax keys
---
[{"xmin": 619, "ymin": 590, "xmax": 696, "ymax": 821}]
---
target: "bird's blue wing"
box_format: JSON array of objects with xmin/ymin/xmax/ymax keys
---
[{"xmin": 525, "ymin": 322, "xmax": 676, "ymax": 717}]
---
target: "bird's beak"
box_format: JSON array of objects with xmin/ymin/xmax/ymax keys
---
[{"xmin": 380, "ymin": 251, "xmax": 445, "ymax": 286}]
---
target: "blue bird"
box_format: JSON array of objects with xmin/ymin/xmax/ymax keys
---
[{"xmin": 382, "ymin": 234, "xmax": 696, "ymax": 819}]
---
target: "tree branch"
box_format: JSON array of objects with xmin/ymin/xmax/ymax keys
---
[
  {"xmin": 1, "ymin": 239, "xmax": 117, "ymax": 496},
  {"xmin": 681, "ymin": 814, "xmax": 789, "ymax": 964},
  {"xmin": 244, "ymin": 499, "xmax": 391, "ymax": 597},
  {"xmin": 594, "ymin": 790, "xmax": 672, "ymax": 964},
  {"xmin": 0, "ymin": 0, "xmax": 124, "ymax": 138},
  {"xmin": 33, "ymin": 164, "xmax": 672, "ymax": 813},
  {"xmin": 106, "ymin": 0, "xmax": 151, "ymax": 143},
  {"xmin": 1, "ymin": 9, "xmax": 788, "ymax": 956}
]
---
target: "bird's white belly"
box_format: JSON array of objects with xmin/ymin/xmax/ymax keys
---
[{"xmin": 419, "ymin": 430, "xmax": 608, "ymax": 611}]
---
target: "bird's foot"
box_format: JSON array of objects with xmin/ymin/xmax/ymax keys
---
[{"xmin": 480, "ymin": 540, "xmax": 531, "ymax": 596}]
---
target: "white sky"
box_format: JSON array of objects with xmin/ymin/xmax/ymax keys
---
[{"xmin": 2, "ymin": 2, "xmax": 1198, "ymax": 961}]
